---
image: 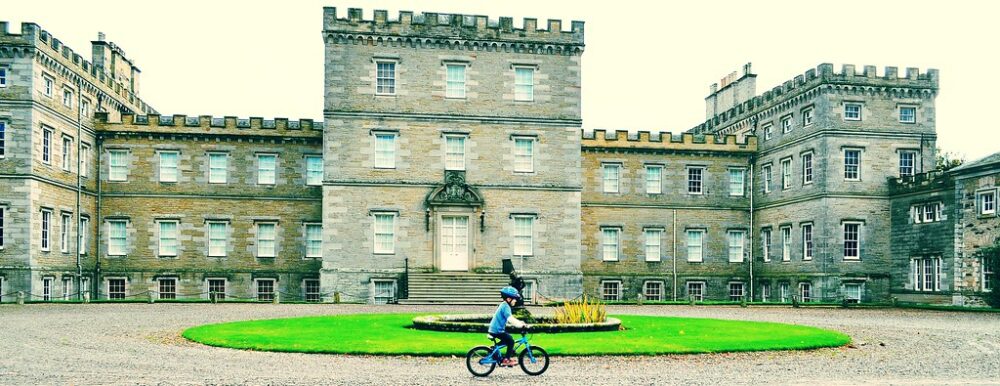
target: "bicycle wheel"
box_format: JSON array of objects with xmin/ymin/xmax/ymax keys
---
[
  {"xmin": 466, "ymin": 346, "xmax": 496, "ymax": 377},
  {"xmin": 518, "ymin": 346, "xmax": 549, "ymax": 376}
]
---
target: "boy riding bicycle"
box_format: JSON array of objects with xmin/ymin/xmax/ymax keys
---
[{"xmin": 490, "ymin": 286, "xmax": 529, "ymax": 367}]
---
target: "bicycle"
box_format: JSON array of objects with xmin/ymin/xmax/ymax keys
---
[{"xmin": 465, "ymin": 328, "xmax": 549, "ymax": 377}]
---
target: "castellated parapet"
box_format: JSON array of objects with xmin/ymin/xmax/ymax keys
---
[
  {"xmin": 689, "ymin": 63, "xmax": 939, "ymax": 134},
  {"xmin": 582, "ymin": 129, "xmax": 757, "ymax": 153},
  {"xmin": 888, "ymin": 170, "xmax": 954, "ymax": 195},
  {"xmin": 323, "ymin": 7, "xmax": 584, "ymax": 54},
  {"xmin": 95, "ymin": 112, "xmax": 323, "ymax": 139}
]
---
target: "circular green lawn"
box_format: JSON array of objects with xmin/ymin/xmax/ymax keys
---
[{"xmin": 182, "ymin": 313, "xmax": 850, "ymax": 356}]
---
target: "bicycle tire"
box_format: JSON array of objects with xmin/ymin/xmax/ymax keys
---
[
  {"xmin": 466, "ymin": 346, "xmax": 496, "ymax": 377},
  {"xmin": 518, "ymin": 346, "xmax": 549, "ymax": 376}
]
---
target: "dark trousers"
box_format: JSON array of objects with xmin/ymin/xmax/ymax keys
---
[{"xmin": 490, "ymin": 332, "xmax": 516, "ymax": 359}]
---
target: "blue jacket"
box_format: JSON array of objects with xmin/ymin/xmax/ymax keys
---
[{"xmin": 488, "ymin": 301, "xmax": 512, "ymax": 334}]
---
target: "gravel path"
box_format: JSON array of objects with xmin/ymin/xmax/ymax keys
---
[{"xmin": 0, "ymin": 303, "xmax": 998, "ymax": 385}]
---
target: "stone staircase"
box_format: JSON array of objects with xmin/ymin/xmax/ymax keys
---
[{"xmin": 398, "ymin": 273, "xmax": 509, "ymax": 305}]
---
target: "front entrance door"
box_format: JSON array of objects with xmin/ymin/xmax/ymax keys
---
[{"xmin": 440, "ymin": 215, "xmax": 469, "ymax": 271}]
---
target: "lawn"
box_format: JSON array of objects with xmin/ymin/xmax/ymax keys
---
[{"xmin": 182, "ymin": 313, "xmax": 850, "ymax": 356}]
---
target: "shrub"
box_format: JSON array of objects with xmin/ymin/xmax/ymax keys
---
[
  {"xmin": 554, "ymin": 295, "xmax": 607, "ymax": 324},
  {"xmin": 980, "ymin": 243, "xmax": 1000, "ymax": 309}
]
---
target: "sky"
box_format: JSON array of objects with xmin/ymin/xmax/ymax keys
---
[{"xmin": 6, "ymin": 0, "xmax": 999, "ymax": 160}]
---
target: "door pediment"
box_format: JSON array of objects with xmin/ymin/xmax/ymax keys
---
[{"xmin": 425, "ymin": 170, "xmax": 484, "ymax": 208}]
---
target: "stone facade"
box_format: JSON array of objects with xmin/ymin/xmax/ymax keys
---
[{"xmin": 1, "ymin": 8, "xmax": 997, "ymax": 305}]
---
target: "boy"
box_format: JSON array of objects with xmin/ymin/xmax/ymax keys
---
[{"xmin": 489, "ymin": 286, "xmax": 528, "ymax": 367}]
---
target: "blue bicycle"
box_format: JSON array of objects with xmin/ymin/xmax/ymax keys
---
[{"xmin": 466, "ymin": 328, "xmax": 549, "ymax": 376}]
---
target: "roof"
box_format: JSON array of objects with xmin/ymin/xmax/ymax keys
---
[{"xmin": 950, "ymin": 151, "xmax": 1000, "ymax": 174}]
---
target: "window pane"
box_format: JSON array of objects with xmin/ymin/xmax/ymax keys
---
[
  {"xmin": 376, "ymin": 62, "xmax": 396, "ymax": 95},
  {"xmin": 728, "ymin": 231, "xmax": 744, "ymax": 262},
  {"xmin": 645, "ymin": 229, "xmax": 662, "ymax": 261},
  {"xmin": 646, "ymin": 166, "xmax": 662, "ymax": 194},
  {"xmin": 159, "ymin": 222, "xmax": 178, "ymax": 256},
  {"xmin": 603, "ymin": 165, "xmax": 619, "ymax": 193},
  {"xmin": 729, "ymin": 169, "xmax": 744, "ymax": 196},
  {"xmin": 209, "ymin": 153, "xmax": 227, "ymax": 183},
  {"xmin": 514, "ymin": 67, "xmax": 534, "ymax": 101},
  {"xmin": 109, "ymin": 221, "xmax": 127, "ymax": 255},
  {"xmin": 306, "ymin": 224, "xmax": 323, "ymax": 257},
  {"xmin": 374, "ymin": 214, "xmax": 395, "ymax": 253},
  {"xmin": 257, "ymin": 155, "xmax": 276, "ymax": 184},
  {"xmin": 306, "ymin": 156, "xmax": 323, "ymax": 186},
  {"xmin": 374, "ymin": 134, "xmax": 395, "ymax": 168},
  {"xmin": 445, "ymin": 65, "xmax": 466, "ymax": 98},
  {"xmin": 209, "ymin": 223, "xmax": 227, "ymax": 257},
  {"xmin": 844, "ymin": 223, "xmax": 860, "ymax": 259},
  {"xmin": 514, "ymin": 138, "xmax": 533, "ymax": 172},
  {"xmin": 687, "ymin": 230, "xmax": 703, "ymax": 262},
  {"xmin": 257, "ymin": 223, "xmax": 276, "ymax": 257},
  {"xmin": 602, "ymin": 228, "xmax": 619, "ymax": 261},
  {"xmin": 688, "ymin": 168, "xmax": 703, "ymax": 194},
  {"xmin": 159, "ymin": 152, "xmax": 178, "ymax": 182},
  {"xmin": 445, "ymin": 136, "xmax": 465, "ymax": 170}
]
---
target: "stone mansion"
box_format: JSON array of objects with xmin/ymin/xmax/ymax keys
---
[{"xmin": 0, "ymin": 7, "xmax": 997, "ymax": 305}]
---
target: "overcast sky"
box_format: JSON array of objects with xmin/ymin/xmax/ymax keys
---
[{"xmin": 7, "ymin": 0, "xmax": 998, "ymax": 160}]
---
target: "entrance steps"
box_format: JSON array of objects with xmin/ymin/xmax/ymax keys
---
[{"xmin": 398, "ymin": 273, "xmax": 509, "ymax": 305}]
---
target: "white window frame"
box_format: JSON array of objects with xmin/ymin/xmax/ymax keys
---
[
  {"xmin": 80, "ymin": 144, "xmax": 90, "ymax": 177},
  {"xmin": 643, "ymin": 281, "xmax": 663, "ymax": 301},
  {"xmin": 255, "ymin": 278, "xmax": 276, "ymax": 302},
  {"xmin": 108, "ymin": 149, "xmax": 128, "ymax": 181},
  {"xmin": 373, "ymin": 279, "xmax": 397, "ymax": 304},
  {"xmin": 762, "ymin": 164, "xmax": 772, "ymax": 193},
  {"xmin": 207, "ymin": 221, "xmax": 228, "ymax": 257},
  {"xmin": 0, "ymin": 121, "xmax": 6, "ymax": 158},
  {"xmin": 844, "ymin": 283, "xmax": 862, "ymax": 303},
  {"xmin": 645, "ymin": 164, "xmax": 663, "ymax": 194},
  {"xmin": 42, "ymin": 277, "xmax": 52, "ymax": 301},
  {"xmin": 781, "ymin": 115, "xmax": 793, "ymax": 133},
  {"xmin": 600, "ymin": 280, "xmax": 621, "ymax": 301},
  {"xmin": 512, "ymin": 215, "xmax": 534, "ymax": 257},
  {"xmin": 43, "ymin": 75, "xmax": 54, "ymax": 97},
  {"xmin": 305, "ymin": 155, "xmax": 323, "ymax": 186},
  {"xmin": 62, "ymin": 88, "xmax": 73, "ymax": 108},
  {"xmin": 912, "ymin": 257, "xmax": 942, "ymax": 292},
  {"xmin": 844, "ymin": 103, "xmax": 862, "ymax": 121},
  {"xmin": 514, "ymin": 66, "xmax": 534, "ymax": 102},
  {"xmin": 257, "ymin": 153, "xmax": 277, "ymax": 185},
  {"xmin": 761, "ymin": 228, "xmax": 772, "ymax": 262},
  {"xmin": 802, "ymin": 223, "xmax": 814, "ymax": 261},
  {"xmin": 106, "ymin": 277, "xmax": 127, "ymax": 300},
  {"xmin": 899, "ymin": 150, "xmax": 916, "ymax": 177},
  {"xmin": 62, "ymin": 277, "xmax": 72, "ymax": 300},
  {"xmin": 305, "ymin": 223, "xmax": 323, "ymax": 258},
  {"xmin": 374, "ymin": 60, "xmax": 397, "ymax": 96},
  {"xmin": 107, "ymin": 219, "xmax": 127, "ymax": 256},
  {"xmin": 602, "ymin": 163, "xmax": 620, "ymax": 193},
  {"xmin": 443, "ymin": 134, "xmax": 466, "ymax": 171},
  {"xmin": 373, "ymin": 132, "xmax": 396, "ymax": 169},
  {"xmin": 729, "ymin": 168, "xmax": 745, "ymax": 196},
  {"xmin": 157, "ymin": 220, "xmax": 179, "ymax": 257},
  {"xmin": 779, "ymin": 282, "xmax": 789, "ymax": 303},
  {"xmin": 686, "ymin": 229, "xmax": 705, "ymax": 262},
  {"xmin": 763, "ymin": 124, "xmax": 773, "ymax": 141},
  {"xmin": 780, "ymin": 226, "xmax": 791, "ymax": 262},
  {"xmin": 373, "ymin": 212, "xmax": 396, "ymax": 254},
  {"xmin": 303, "ymin": 278, "xmax": 322, "ymax": 302},
  {"xmin": 761, "ymin": 283, "xmax": 771, "ymax": 302},
  {"xmin": 512, "ymin": 136, "xmax": 534, "ymax": 173},
  {"xmin": 686, "ymin": 281, "xmax": 705, "ymax": 301},
  {"xmin": 0, "ymin": 67, "xmax": 6, "ymax": 88},
  {"xmin": 208, "ymin": 152, "xmax": 228, "ymax": 184},
  {"xmin": 728, "ymin": 230, "xmax": 745, "ymax": 263},
  {"xmin": 899, "ymin": 106, "xmax": 916, "ymax": 123},
  {"xmin": 644, "ymin": 228, "xmax": 663, "ymax": 262},
  {"xmin": 445, "ymin": 63, "xmax": 467, "ymax": 99},
  {"xmin": 256, "ymin": 222, "xmax": 277, "ymax": 258},
  {"xmin": 799, "ymin": 282, "xmax": 813, "ymax": 302},
  {"xmin": 978, "ymin": 190, "xmax": 996, "ymax": 215},
  {"xmin": 843, "ymin": 221, "xmax": 862, "ymax": 260},
  {"xmin": 206, "ymin": 278, "xmax": 227, "ymax": 300},
  {"xmin": 157, "ymin": 277, "xmax": 177, "ymax": 300},
  {"xmin": 729, "ymin": 282, "xmax": 745, "ymax": 301},
  {"xmin": 81, "ymin": 98, "xmax": 91, "ymax": 118},
  {"xmin": 844, "ymin": 149, "xmax": 861, "ymax": 181},
  {"xmin": 601, "ymin": 227, "xmax": 621, "ymax": 262},
  {"xmin": 61, "ymin": 136, "xmax": 72, "ymax": 171},
  {"xmin": 802, "ymin": 108, "xmax": 814, "ymax": 126},
  {"xmin": 42, "ymin": 128, "xmax": 52, "ymax": 164},
  {"xmin": 59, "ymin": 212, "xmax": 71, "ymax": 253},
  {"xmin": 687, "ymin": 167, "xmax": 705, "ymax": 195},
  {"xmin": 781, "ymin": 158, "xmax": 792, "ymax": 189},
  {"xmin": 40, "ymin": 209, "xmax": 52, "ymax": 252},
  {"xmin": 158, "ymin": 151, "xmax": 179, "ymax": 183},
  {"xmin": 983, "ymin": 256, "xmax": 994, "ymax": 292},
  {"xmin": 78, "ymin": 216, "xmax": 89, "ymax": 255},
  {"xmin": 802, "ymin": 152, "xmax": 814, "ymax": 185}
]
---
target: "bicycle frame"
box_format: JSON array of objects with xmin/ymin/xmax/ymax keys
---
[{"xmin": 479, "ymin": 334, "xmax": 538, "ymax": 365}]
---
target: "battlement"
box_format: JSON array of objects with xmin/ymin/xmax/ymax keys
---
[
  {"xmin": 0, "ymin": 21, "xmax": 155, "ymax": 114},
  {"xmin": 889, "ymin": 170, "xmax": 954, "ymax": 195},
  {"xmin": 95, "ymin": 113, "xmax": 323, "ymax": 139},
  {"xmin": 690, "ymin": 63, "xmax": 939, "ymax": 134},
  {"xmin": 582, "ymin": 129, "xmax": 757, "ymax": 153},
  {"xmin": 323, "ymin": 7, "xmax": 584, "ymax": 47}
]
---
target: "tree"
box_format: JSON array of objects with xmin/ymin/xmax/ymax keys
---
[{"xmin": 935, "ymin": 148, "xmax": 965, "ymax": 171}]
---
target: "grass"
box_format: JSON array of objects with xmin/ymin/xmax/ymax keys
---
[{"xmin": 182, "ymin": 313, "xmax": 851, "ymax": 356}]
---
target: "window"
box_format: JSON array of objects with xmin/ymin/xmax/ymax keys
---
[
  {"xmin": 761, "ymin": 283, "xmax": 771, "ymax": 302},
  {"xmin": 979, "ymin": 191, "xmax": 996, "ymax": 215},
  {"xmin": 601, "ymin": 281, "xmax": 621, "ymax": 301},
  {"xmin": 159, "ymin": 151, "xmax": 179, "ymax": 182},
  {"xmin": 802, "ymin": 224, "xmax": 814, "ymax": 261},
  {"xmin": 762, "ymin": 164, "xmax": 772, "ymax": 193},
  {"xmin": 62, "ymin": 89, "xmax": 73, "ymax": 108},
  {"xmin": 602, "ymin": 164, "xmax": 620, "ymax": 193},
  {"xmin": 43, "ymin": 76, "xmax": 53, "ymax": 97},
  {"xmin": 306, "ymin": 156, "xmax": 323, "ymax": 186},
  {"xmin": 781, "ymin": 116, "xmax": 793, "ymax": 133},
  {"xmin": 208, "ymin": 222, "xmax": 228, "ymax": 257},
  {"xmin": 844, "ymin": 103, "xmax": 862, "ymax": 121},
  {"xmin": 799, "ymin": 282, "xmax": 813, "ymax": 302},
  {"xmin": 78, "ymin": 217, "xmax": 89, "ymax": 255},
  {"xmin": 687, "ymin": 167, "xmax": 704, "ymax": 194},
  {"xmin": 256, "ymin": 223, "xmax": 276, "ymax": 258},
  {"xmin": 687, "ymin": 281, "xmax": 705, "ymax": 301},
  {"xmin": 0, "ymin": 121, "xmax": 5, "ymax": 157},
  {"xmin": 781, "ymin": 158, "xmax": 792, "ymax": 189},
  {"xmin": 513, "ymin": 137, "xmax": 534, "ymax": 173},
  {"xmin": 375, "ymin": 61, "xmax": 396, "ymax": 95},
  {"xmin": 802, "ymin": 108, "xmax": 814, "ymax": 126},
  {"xmin": 374, "ymin": 280, "xmax": 397, "ymax": 304},
  {"xmin": 601, "ymin": 227, "xmax": 620, "ymax": 261},
  {"xmin": 257, "ymin": 154, "xmax": 277, "ymax": 185},
  {"xmin": 108, "ymin": 150, "xmax": 128, "ymax": 181},
  {"xmin": 763, "ymin": 124, "xmax": 773, "ymax": 141},
  {"xmin": 256, "ymin": 279, "xmax": 276, "ymax": 301},
  {"xmin": 514, "ymin": 67, "xmax": 534, "ymax": 101},
  {"xmin": 899, "ymin": 151, "xmax": 916, "ymax": 177},
  {"xmin": 899, "ymin": 106, "xmax": 916, "ymax": 123},
  {"xmin": 43, "ymin": 278, "xmax": 52, "ymax": 301},
  {"xmin": 729, "ymin": 282, "xmax": 745, "ymax": 301},
  {"xmin": 729, "ymin": 168, "xmax": 745, "ymax": 196},
  {"xmin": 42, "ymin": 128, "xmax": 52, "ymax": 164},
  {"xmin": 108, "ymin": 278, "xmax": 126, "ymax": 300},
  {"xmin": 158, "ymin": 278, "xmax": 177, "ymax": 300},
  {"xmin": 780, "ymin": 282, "xmax": 789, "ymax": 303},
  {"xmin": 208, "ymin": 153, "xmax": 227, "ymax": 183},
  {"xmin": 81, "ymin": 277, "xmax": 89, "ymax": 298},
  {"xmin": 445, "ymin": 64, "xmax": 466, "ymax": 98},
  {"xmin": 0, "ymin": 207, "xmax": 6, "ymax": 248},
  {"xmin": 983, "ymin": 257, "xmax": 994, "ymax": 292},
  {"xmin": 374, "ymin": 133, "xmax": 396, "ymax": 169},
  {"xmin": 802, "ymin": 153, "xmax": 813, "ymax": 184},
  {"xmin": 728, "ymin": 230, "xmax": 745, "ymax": 263},
  {"xmin": 304, "ymin": 279, "xmax": 321, "ymax": 302},
  {"xmin": 521, "ymin": 280, "xmax": 535, "ymax": 305},
  {"xmin": 373, "ymin": 213, "xmax": 395, "ymax": 254},
  {"xmin": 41, "ymin": 209, "xmax": 51, "ymax": 252},
  {"xmin": 844, "ymin": 283, "xmax": 862, "ymax": 303},
  {"xmin": 644, "ymin": 281, "xmax": 663, "ymax": 301},
  {"xmin": 513, "ymin": 216, "xmax": 534, "ymax": 257},
  {"xmin": 761, "ymin": 228, "xmax": 772, "ymax": 262},
  {"xmin": 158, "ymin": 221, "xmax": 178, "ymax": 257},
  {"xmin": 912, "ymin": 257, "xmax": 941, "ymax": 292},
  {"xmin": 781, "ymin": 226, "xmax": 791, "ymax": 262},
  {"xmin": 81, "ymin": 99, "xmax": 90, "ymax": 117},
  {"xmin": 305, "ymin": 223, "xmax": 322, "ymax": 258},
  {"xmin": 61, "ymin": 137, "xmax": 72, "ymax": 171},
  {"xmin": 208, "ymin": 279, "xmax": 226, "ymax": 300},
  {"xmin": 686, "ymin": 229, "xmax": 705, "ymax": 262},
  {"xmin": 645, "ymin": 165, "xmax": 662, "ymax": 194},
  {"xmin": 62, "ymin": 277, "xmax": 71, "ymax": 300},
  {"xmin": 843, "ymin": 222, "xmax": 861, "ymax": 260},
  {"xmin": 80, "ymin": 144, "xmax": 89, "ymax": 177},
  {"xmin": 108, "ymin": 220, "xmax": 127, "ymax": 256},
  {"xmin": 913, "ymin": 202, "xmax": 943, "ymax": 223},
  {"xmin": 844, "ymin": 149, "xmax": 861, "ymax": 180},
  {"xmin": 0, "ymin": 67, "xmax": 6, "ymax": 87},
  {"xmin": 644, "ymin": 228, "xmax": 663, "ymax": 262},
  {"xmin": 60, "ymin": 213, "xmax": 70, "ymax": 253},
  {"xmin": 444, "ymin": 135, "xmax": 466, "ymax": 170}
]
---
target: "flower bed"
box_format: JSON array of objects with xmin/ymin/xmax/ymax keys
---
[{"xmin": 411, "ymin": 314, "xmax": 622, "ymax": 333}]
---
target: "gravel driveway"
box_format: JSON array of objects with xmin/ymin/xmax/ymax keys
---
[{"xmin": 0, "ymin": 303, "xmax": 997, "ymax": 385}]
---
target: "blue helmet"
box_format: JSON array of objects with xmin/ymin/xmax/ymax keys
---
[{"xmin": 500, "ymin": 286, "xmax": 521, "ymax": 299}]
